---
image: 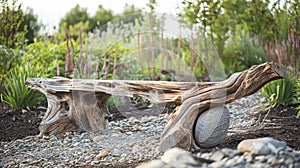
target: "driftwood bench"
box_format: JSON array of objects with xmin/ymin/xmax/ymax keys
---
[{"xmin": 26, "ymin": 62, "xmax": 285, "ymax": 151}]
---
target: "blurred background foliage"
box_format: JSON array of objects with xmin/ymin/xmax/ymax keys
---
[{"xmin": 0, "ymin": 0, "xmax": 299, "ymax": 113}]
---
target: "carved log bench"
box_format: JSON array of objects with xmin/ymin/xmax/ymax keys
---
[{"xmin": 26, "ymin": 62, "xmax": 285, "ymax": 152}]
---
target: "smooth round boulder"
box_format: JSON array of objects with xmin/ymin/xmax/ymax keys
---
[{"xmin": 194, "ymin": 105, "xmax": 230, "ymax": 147}]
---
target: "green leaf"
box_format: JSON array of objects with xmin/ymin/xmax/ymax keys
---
[
  {"xmin": 260, "ymin": 78, "xmax": 296, "ymax": 108},
  {"xmin": 1, "ymin": 63, "xmax": 45, "ymax": 110}
]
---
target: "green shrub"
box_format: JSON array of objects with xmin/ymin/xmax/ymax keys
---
[
  {"xmin": 0, "ymin": 46, "xmax": 22, "ymax": 85},
  {"xmin": 239, "ymin": 35, "xmax": 269, "ymax": 68},
  {"xmin": 222, "ymin": 34, "xmax": 269, "ymax": 75},
  {"xmin": 260, "ymin": 78, "xmax": 296, "ymax": 108},
  {"xmin": 23, "ymin": 41, "xmax": 68, "ymax": 78},
  {"xmin": 1, "ymin": 64, "xmax": 45, "ymax": 110}
]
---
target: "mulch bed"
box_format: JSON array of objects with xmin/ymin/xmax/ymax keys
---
[
  {"xmin": 228, "ymin": 105, "xmax": 300, "ymax": 150},
  {"xmin": 0, "ymin": 103, "xmax": 42, "ymax": 142}
]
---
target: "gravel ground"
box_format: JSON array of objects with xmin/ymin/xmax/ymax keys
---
[{"xmin": 1, "ymin": 93, "xmax": 299, "ymax": 168}]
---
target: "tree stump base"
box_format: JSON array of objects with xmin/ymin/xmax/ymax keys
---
[{"xmin": 26, "ymin": 62, "xmax": 285, "ymax": 151}]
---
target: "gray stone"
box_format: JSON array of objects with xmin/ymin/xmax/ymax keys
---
[
  {"xmin": 80, "ymin": 133, "xmax": 90, "ymax": 139},
  {"xmin": 266, "ymin": 155, "xmax": 276, "ymax": 163},
  {"xmin": 236, "ymin": 156, "xmax": 245, "ymax": 164},
  {"xmin": 244, "ymin": 154, "xmax": 253, "ymax": 162},
  {"xmin": 121, "ymin": 153, "xmax": 127, "ymax": 158},
  {"xmin": 82, "ymin": 139, "xmax": 91, "ymax": 143},
  {"xmin": 73, "ymin": 142, "xmax": 80, "ymax": 147},
  {"xmin": 201, "ymin": 153, "xmax": 212, "ymax": 159},
  {"xmin": 92, "ymin": 136, "xmax": 104, "ymax": 142},
  {"xmin": 194, "ymin": 106, "xmax": 230, "ymax": 147},
  {"xmin": 113, "ymin": 127, "xmax": 123, "ymax": 132},
  {"xmin": 226, "ymin": 156, "xmax": 241, "ymax": 166},
  {"xmin": 161, "ymin": 147, "xmax": 197, "ymax": 167},
  {"xmin": 109, "ymin": 121, "xmax": 118, "ymax": 126},
  {"xmin": 136, "ymin": 159, "xmax": 166, "ymax": 168},
  {"xmin": 209, "ymin": 161, "xmax": 225, "ymax": 168},
  {"xmin": 237, "ymin": 137, "xmax": 287, "ymax": 155},
  {"xmin": 252, "ymin": 162, "xmax": 267, "ymax": 168},
  {"xmin": 210, "ymin": 151, "xmax": 225, "ymax": 161},
  {"xmin": 221, "ymin": 148, "xmax": 240, "ymax": 157},
  {"xmin": 255, "ymin": 155, "xmax": 267, "ymax": 162},
  {"xmin": 285, "ymin": 158, "xmax": 294, "ymax": 165},
  {"xmin": 294, "ymin": 162, "xmax": 300, "ymax": 168},
  {"xmin": 129, "ymin": 117, "xmax": 140, "ymax": 124},
  {"xmin": 125, "ymin": 131, "xmax": 133, "ymax": 135}
]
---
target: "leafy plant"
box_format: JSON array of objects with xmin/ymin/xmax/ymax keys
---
[
  {"xmin": 239, "ymin": 35, "xmax": 269, "ymax": 67},
  {"xmin": 260, "ymin": 78, "xmax": 296, "ymax": 108},
  {"xmin": 0, "ymin": 46, "xmax": 22, "ymax": 86},
  {"xmin": 1, "ymin": 63, "xmax": 45, "ymax": 110},
  {"xmin": 0, "ymin": 0, "xmax": 26, "ymax": 48},
  {"xmin": 23, "ymin": 41, "xmax": 70, "ymax": 78}
]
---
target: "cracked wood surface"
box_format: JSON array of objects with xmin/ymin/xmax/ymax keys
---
[
  {"xmin": 26, "ymin": 62, "xmax": 285, "ymax": 151},
  {"xmin": 159, "ymin": 62, "xmax": 285, "ymax": 151}
]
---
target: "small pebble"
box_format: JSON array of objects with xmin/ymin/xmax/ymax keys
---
[
  {"xmin": 96, "ymin": 149, "xmax": 109, "ymax": 159},
  {"xmin": 210, "ymin": 151, "xmax": 225, "ymax": 161},
  {"xmin": 209, "ymin": 161, "xmax": 225, "ymax": 168},
  {"xmin": 237, "ymin": 137, "xmax": 287, "ymax": 155},
  {"xmin": 29, "ymin": 159, "xmax": 41, "ymax": 165}
]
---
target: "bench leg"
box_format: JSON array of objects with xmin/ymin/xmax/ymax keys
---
[
  {"xmin": 72, "ymin": 91, "xmax": 111, "ymax": 132},
  {"xmin": 39, "ymin": 91, "xmax": 111, "ymax": 135},
  {"xmin": 39, "ymin": 92, "xmax": 81, "ymax": 135}
]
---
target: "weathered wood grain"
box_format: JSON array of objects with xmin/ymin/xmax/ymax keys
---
[
  {"xmin": 159, "ymin": 62, "xmax": 285, "ymax": 151},
  {"xmin": 26, "ymin": 62, "xmax": 285, "ymax": 151}
]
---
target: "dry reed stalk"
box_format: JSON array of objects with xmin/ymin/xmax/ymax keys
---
[
  {"xmin": 145, "ymin": 34, "xmax": 151, "ymax": 77},
  {"xmin": 148, "ymin": 14, "xmax": 156, "ymax": 78},
  {"xmin": 171, "ymin": 38, "xmax": 175, "ymax": 73},
  {"xmin": 103, "ymin": 55, "xmax": 111, "ymax": 80},
  {"xmin": 95, "ymin": 56, "xmax": 99, "ymax": 78},
  {"xmin": 79, "ymin": 31, "xmax": 83, "ymax": 61},
  {"xmin": 160, "ymin": 27, "xmax": 164, "ymax": 71},
  {"xmin": 137, "ymin": 31, "xmax": 144, "ymax": 75},
  {"xmin": 165, "ymin": 38, "xmax": 169, "ymax": 70},
  {"xmin": 69, "ymin": 38, "xmax": 75, "ymax": 72},
  {"xmin": 193, "ymin": 31, "xmax": 202, "ymax": 73},
  {"xmin": 101, "ymin": 53, "xmax": 107, "ymax": 80},
  {"xmin": 112, "ymin": 48, "xmax": 118, "ymax": 77},
  {"xmin": 177, "ymin": 24, "xmax": 181, "ymax": 74},
  {"xmin": 190, "ymin": 30, "xmax": 195, "ymax": 70},
  {"xmin": 65, "ymin": 32, "xmax": 70, "ymax": 76}
]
